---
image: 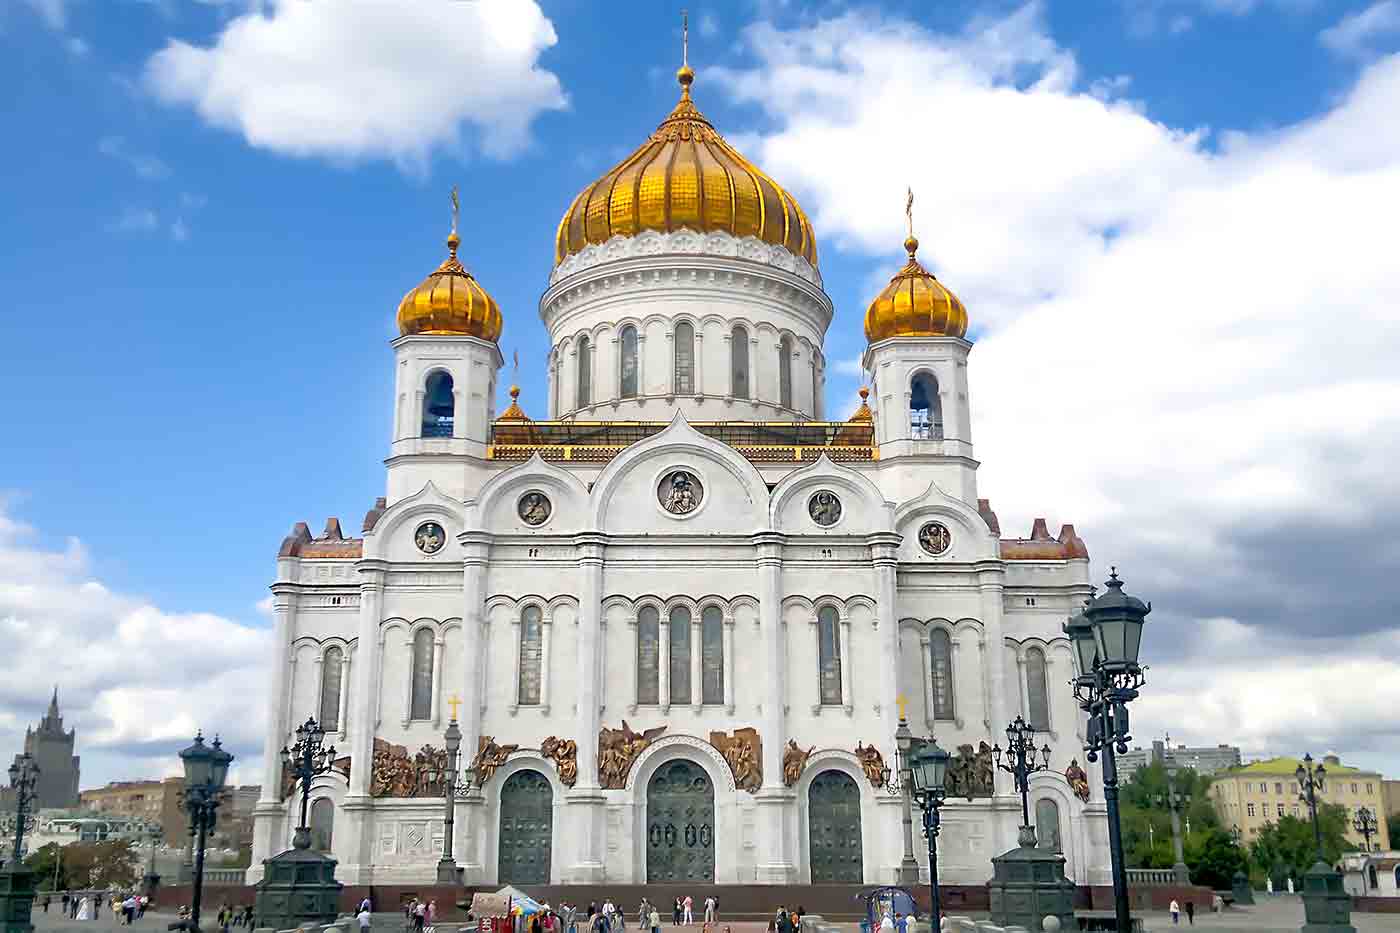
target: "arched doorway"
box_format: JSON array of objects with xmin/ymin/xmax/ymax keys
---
[
  {"xmin": 808, "ymin": 770, "xmax": 862, "ymax": 882},
  {"xmin": 647, "ymin": 759, "xmax": 715, "ymax": 882},
  {"xmin": 498, "ymin": 769, "xmax": 553, "ymax": 883}
]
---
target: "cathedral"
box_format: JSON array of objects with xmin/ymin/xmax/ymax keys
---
[{"xmin": 249, "ymin": 62, "xmax": 1112, "ymax": 889}]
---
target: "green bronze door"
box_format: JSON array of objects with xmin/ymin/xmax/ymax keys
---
[
  {"xmin": 498, "ymin": 769, "xmax": 553, "ymax": 883},
  {"xmin": 646, "ymin": 760, "xmax": 715, "ymax": 882},
  {"xmin": 808, "ymin": 769, "xmax": 863, "ymax": 882}
]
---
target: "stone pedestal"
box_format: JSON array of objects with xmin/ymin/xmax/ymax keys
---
[
  {"xmin": 0, "ymin": 865, "xmax": 36, "ymax": 933},
  {"xmin": 1232, "ymin": 870, "xmax": 1254, "ymax": 906},
  {"xmin": 253, "ymin": 844, "xmax": 342, "ymax": 931},
  {"xmin": 987, "ymin": 830, "xmax": 1076, "ymax": 933},
  {"xmin": 1299, "ymin": 861, "xmax": 1355, "ymax": 933}
]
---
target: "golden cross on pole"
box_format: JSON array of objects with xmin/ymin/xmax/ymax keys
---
[
  {"xmin": 905, "ymin": 187, "xmax": 915, "ymax": 241},
  {"xmin": 896, "ymin": 693, "xmax": 909, "ymax": 721},
  {"xmin": 447, "ymin": 694, "xmax": 462, "ymax": 721},
  {"xmin": 450, "ymin": 185, "xmax": 460, "ymax": 237},
  {"xmin": 682, "ymin": 9, "xmax": 689, "ymax": 68}
]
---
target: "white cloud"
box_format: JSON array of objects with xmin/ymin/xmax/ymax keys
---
[
  {"xmin": 723, "ymin": 6, "xmax": 1400, "ymax": 771},
  {"xmin": 23, "ymin": 0, "xmax": 67, "ymax": 30},
  {"xmin": 1321, "ymin": 1, "xmax": 1400, "ymax": 58},
  {"xmin": 66, "ymin": 36, "xmax": 89, "ymax": 56},
  {"xmin": 106, "ymin": 207, "xmax": 160, "ymax": 234},
  {"xmin": 0, "ymin": 503, "xmax": 269, "ymax": 786},
  {"xmin": 142, "ymin": 0, "xmax": 567, "ymax": 166},
  {"xmin": 98, "ymin": 136, "xmax": 171, "ymax": 180}
]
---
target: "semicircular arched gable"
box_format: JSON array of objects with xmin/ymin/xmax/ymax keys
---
[
  {"xmin": 361, "ymin": 481, "xmax": 464, "ymax": 563},
  {"xmin": 469, "ymin": 453, "xmax": 590, "ymax": 536},
  {"xmin": 769, "ymin": 454, "xmax": 894, "ymax": 535}
]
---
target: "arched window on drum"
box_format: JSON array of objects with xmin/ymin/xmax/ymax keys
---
[
  {"xmin": 778, "ymin": 335, "xmax": 793, "ymax": 409},
  {"xmin": 731, "ymin": 325, "xmax": 750, "ymax": 399},
  {"xmin": 1025, "ymin": 647, "xmax": 1050, "ymax": 731},
  {"xmin": 674, "ymin": 321, "xmax": 695, "ymax": 395},
  {"xmin": 576, "ymin": 335, "xmax": 592, "ymax": 407},
  {"xmin": 619, "ymin": 325, "xmax": 639, "ymax": 399},
  {"xmin": 817, "ymin": 606, "xmax": 842, "ymax": 706},
  {"xmin": 409, "ymin": 628, "xmax": 434, "ymax": 721},
  {"xmin": 319, "ymin": 645, "xmax": 343, "ymax": 733}
]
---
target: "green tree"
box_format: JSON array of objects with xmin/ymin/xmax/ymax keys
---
[
  {"xmin": 1186, "ymin": 827, "xmax": 1247, "ymax": 889},
  {"xmin": 57, "ymin": 839, "xmax": 139, "ymax": 890},
  {"xmin": 1120, "ymin": 761, "xmax": 1220, "ymax": 873},
  {"xmin": 23, "ymin": 843, "xmax": 70, "ymax": 892},
  {"xmin": 1250, "ymin": 804, "xmax": 1350, "ymax": 882}
]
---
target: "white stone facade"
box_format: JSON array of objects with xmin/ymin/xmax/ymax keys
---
[{"xmin": 249, "ymin": 232, "xmax": 1113, "ymax": 889}]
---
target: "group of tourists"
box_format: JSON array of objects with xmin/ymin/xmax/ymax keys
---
[
  {"xmin": 539, "ymin": 896, "xmax": 722, "ymax": 933},
  {"xmin": 403, "ymin": 896, "xmax": 439, "ymax": 932},
  {"xmin": 769, "ymin": 906, "xmax": 806, "ymax": 933},
  {"xmin": 49, "ymin": 892, "xmax": 152, "ymax": 923}
]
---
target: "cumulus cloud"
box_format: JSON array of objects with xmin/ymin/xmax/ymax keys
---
[
  {"xmin": 142, "ymin": 0, "xmax": 567, "ymax": 166},
  {"xmin": 1321, "ymin": 1, "xmax": 1400, "ymax": 59},
  {"xmin": 0, "ymin": 503, "xmax": 269, "ymax": 786},
  {"xmin": 722, "ymin": 5, "xmax": 1400, "ymax": 770}
]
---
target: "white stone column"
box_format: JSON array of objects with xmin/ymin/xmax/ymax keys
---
[
  {"xmin": 451, "ymin": 388, "xmax": 466, "ymax": 440},
  {"xmin": 978, "ymin": 566, "xmax": 1014, "ymax": 856},
  {"xmin": 457, "ymin": 532, "xmax": 491, "ymax": 882},
  {"xmin": 723, "ymin": 614, "xmax": 736, "ymax": 714},
  {"xmin": 659, "ymin": 612, "xmax": 672, "ymax": 715},
  {"xmin": 260, "ymin": 586, "xmax": 297, "ymax": 804},
  {"xmin": 567, "ymin": 532, "xmax": 607, "ymax": 882},
  {"xmin": 690, "ymin": 612, "xmax": 703, "ymax": 712},
  {"xmin": 870, "ymin": 533, "xmax": 901, "ymax": 743},
  {"xmin": 400, "ymin": 634, "xmax": 414, "ymax": 728},
  {"xmin": 540, "ymin": 610, "xmax": 554, "ymax": 715},
  {"xmin": 920, "ymin": 631, "xmax": 936, "ymax": 730},
  {"xmin": 839, "ymin": 611, "xmax": 855, "ymax": 715},
  {"xmin": 508, "ymin": 613, "xmax": 523, "ymax": 716},
  {"xmin": 753, "ymin": 532, "xmax": 794, "ymax": 882},
  {"xmin": 337, "ymin": 651, "xmax": 351, "ymax": 741},
  {"xmin": 695, "ymin": 333, "xmax": 705, "ymax": 397},
  {"xmin": 431, "ymin": 634, "xmax": 445, "ymax": 726},
  {"xmin": 414, "ymin": 388, "xmax": 425, "ymax": 437},
  {"xmin": 348, "ymin": 566, "xmax": 384, "ymax": 796}
]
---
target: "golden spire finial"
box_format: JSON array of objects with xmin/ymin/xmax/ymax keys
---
[
  {"xmin": 447, "ymin": 185, "xmax": 461, "ymax": 257},
  {"xmin": 677, "ymin": 9, "xmax": 695, "ymax": 96},
  {"xmin": 904, "ymin": 186, "xmax": 919, "ymax": 257}
]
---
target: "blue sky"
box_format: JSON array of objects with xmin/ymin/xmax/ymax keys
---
[{"xmin": 3, "ymin": 0, "xmax": 1400, "ymax": 786}]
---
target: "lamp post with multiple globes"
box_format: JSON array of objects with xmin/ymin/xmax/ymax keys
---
[
  {"xmin": 177, "ymin": 733, "xmax": 233, "ymax": 933},
  {"xmin": 436, "ymin": 703, "xmax": 479, "ymax": 884},
  {"xmin": 992, "ymin": 716, "xmax": 1052, "ymax": 848},
  {"xmin": 280, "ymin": 717, "xmax": 336, "ymax": 851}
]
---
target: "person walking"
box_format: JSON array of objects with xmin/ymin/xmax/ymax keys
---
[
  {"xmin": 359, "ymin": 903, "xmax": 373, "ymax": 933},
  {"xmin": 702, "ymin": 897, "xmax": 714, "ymax": 925},
  {"xmin": 1169, "ymin": 899, "xmax": 1180, "ymax": 925},
  {"xmin": 649, "ymin": 906, "xmax": 661, "ymax": 933},
  {"xmin": 673, "ymin": 898, "xmax": 682, "ymax": 927},
  {"xmin": 682, "ymin": 896, "xmax": 693, "ymax": 926},
  {"xmin": 1184, "ymin": 901, "xmax": 1194, "ymax": 925}
]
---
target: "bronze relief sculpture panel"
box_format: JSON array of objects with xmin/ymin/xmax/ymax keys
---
[
  {"xmin": 472, "ymin": 736, "xmax": 519, "ymax": 787},
  {"xmin": 541, "ymin": 736, "xmax": 578, "ymax": 787},
  {"xmin": 943, "ymin": 741, "xmax": 995, "ymax": 799},
  {"xmin": 855, "ymin": 742, "xmax": 887, "ymax": 787},
  {"xmin": 782, "ymin": 739, "xmax": 815, "ymax": 787},
  {"xmin": 710, "ymin": 727, "xmax": 762, "ymax": 792},
  {"xmin": 598, "ymin": 721, "xmax": 667, "ymax": 789}
]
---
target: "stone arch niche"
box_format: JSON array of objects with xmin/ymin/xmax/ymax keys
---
[
  {"xmin": 808, "ymin": 768, "xmax": 863, "ymax": 882},
  {"xmin": 646, "ymin": 759, "xmax": 715, "ymax": 883},
  {"xmin": 497, "ymin": 768, "xmax": 553, "ymax": 884}
]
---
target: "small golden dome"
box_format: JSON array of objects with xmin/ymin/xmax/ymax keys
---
[
  {"xmin": 497, "ymin": 385, "xmax": 530, "ymax": 422},
  {"xmin": 863, "ymin": 236, "xmax": 968, "ymax": 343},
  {"xmin": 554, "ymin": 69, "xmax": 817, "ymax": 268},
  {"xmin": 848, "ymin": 386, "xmax": 873, "ymax": 423},
  {"xmin": 397, "ymin": 232, "xmax": 503, "ymax": 342}
]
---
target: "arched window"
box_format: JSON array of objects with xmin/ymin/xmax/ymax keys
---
[
  {"xmin": 409, "ymin": 628, "xmax": 434, "ymax": 721},
  {"xmin": 817, "ymin": 606, "xmax": 842, "ymax": 705},
  {"xmin": 669, "ymin": 607, "xmax": 692, "ymax": 705},
  {"xmin": 576, "ymin": 335, "xmax": 592, "ymax": 407},
  {"xmin": 637, "ymin": 606, "xmax": 660, "ymax": 705},
  {"xmin": 731, "ymin": 325, "xmax": 749, "ymax": 399},
  {"xmin": 319, "ymin": 646, "xmax": 343, "ymax": 732},
  {"xmin": 518, "ymin": 605, "xmax": 543, "ymax": 705},
  {"xmin": 674, "ymin": 321, "xmax": 695, "ymax": 394},
  {"xmin": 910, "ymin": 372, "xmax": 943, "ymax": 439},
  {"xmin": 779, "ymin": 336, "xmax": 793, "ymax": 409},
  {"xmin": 701, "ymin": 606, "xmax": 724, "ymax": 705},
  {"xmin": 1367, "ymin": 864, "xmax": 1378, "ymax": 889},
  {"xmin": 422, "ymin": 371, "xmax": 454, "ymax": 437},
  {"xmin": 619, "ymin": 325, "xmax": 639, "ymax": 398},
  {"xmin": 1035, "ymin": 798, "xmax": 1062, "ymax": 853},
  {"xmin": 310, "ymin": 797, "xmax": 334, "ymax": 852},
  {"xmin": 929, "ymin": 629, "xmax": 955, "ymax": 721},
  {"xmin": 1025, "ymin": 647, "xmax": 1050, "ymax": 731}
]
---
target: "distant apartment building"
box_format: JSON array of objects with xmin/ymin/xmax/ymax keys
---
[
  {"xmin": 1119, "ymin": 738, "xmax": 1243, "ymax": 776},
  {"xmin": 1210, "ymin": 753, "xmax": 1390, "ymax": 850},
  {"xmin": 81, "ymin": 778, "xmax": 259, "ymax": 849},
  {"xmin": 1383, "ymin": 780, "xmax": 1400, "ymax": 818}
]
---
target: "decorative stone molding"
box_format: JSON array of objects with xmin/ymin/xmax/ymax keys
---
[
  {"xmin": 624, "ymin": 733, "xmax": 738, "ymax": 793},
  {"xmin": 551, "ymin": 229, "xmax": 822, "ymax": 288}
]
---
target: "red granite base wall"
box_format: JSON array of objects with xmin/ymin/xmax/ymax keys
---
[
  {"xmin": 1354, "ymin": 896, "xmax": 1400, "ymax": 913},
  {"xmin": 1081, "ymin": 884, "xmax": 1217, "ymax": 912}
]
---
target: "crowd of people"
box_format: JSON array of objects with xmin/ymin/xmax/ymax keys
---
[
  {"xmin": 42, "ymin": 892, "xmax": 152, "ymax": 923},
  {"xmin": 521, "ymin": 895, "xmax": 730, "ymax": 933}
]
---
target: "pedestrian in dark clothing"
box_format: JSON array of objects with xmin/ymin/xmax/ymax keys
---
[{"xmin": 1185, "ymin": 902, "xmax": 1194, "ymax": 925}]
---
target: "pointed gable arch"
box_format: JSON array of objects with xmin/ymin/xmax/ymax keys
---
[{"xmin": 768, "ymin": 453, "xmax": 895, "ymax": 534}]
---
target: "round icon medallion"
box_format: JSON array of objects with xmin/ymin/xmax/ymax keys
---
[
  {"xmin": 414, "ymin": 521, "xmax": 447, "ymax": 554},
  {"xmin": 517, "ymin": 491, "xmax": 552, "ymax": 526},
  {"xmin": 808, "ymin": 490, "xmax": 843, "ymax": 527},
  {"xmin": 658, "ymin": 470, "xmax": 703, "ymax": 515},
  {"xmin": 918, "ymin": 521, "xmax": 952, "ymax": 556}
]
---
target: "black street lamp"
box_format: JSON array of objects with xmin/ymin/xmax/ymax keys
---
[
  {"xmin": 5, "ymin": 755, "xmax": 39, "ymax": 868},
  {"xmin": 1229, "ymin": 824, "xmax": 1254, "ymax": 905},
  {"xmin": 1293, "ymin": 753, "xmax": 1354, "ymax": 932},
  {"xmin": 992, "ymin": 716, "xmax": 1052, "ymax": 848},
  {"xmin": 1155, "ymin": 769, "xmax": 1191, "ymax": 882},
  {"xmin": 906, "ymin": 737, "xmax": 951, "ymax": 931},
  {"xmin": 1353, "ymin": 806, "xmax": 1378, "ymax": 853},
  {"xmin": 1064, "ymin": 569, "xmax": 1150, "ymax": 933},
  {"xmin": 178, "ymin": 732, "xmax": 233, "ymax": 933},
  {"xmin": 435, "ymin": 712, "xmax": 478, "ymax": 883},
  {"xmin": 1296, "ymin": 754, "xmax": 1327, "ymax": 863},
  {"xmin": 280, "ymin": 718, "xmax": 335, "ymax": 851}
]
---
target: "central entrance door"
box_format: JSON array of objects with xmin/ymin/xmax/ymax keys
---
[
  {"xmin": 808, "ymin": 769, "xmax": 863, "ymax": 882},
  {"xmin": 498, "ymin": 769, "xmax": 553, "ymax": 883},
  {"xmin": 647, "ymin": 759, "xmax": 715, "ymax": 882}
]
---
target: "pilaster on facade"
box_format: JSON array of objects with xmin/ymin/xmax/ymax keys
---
[
  {"xmin": 751, "ymin": 531, "xmax": 789, "ymax": 791},
  {"xmin": 348, "ymin": 562, "xmax": 387, "ymax": 800}
]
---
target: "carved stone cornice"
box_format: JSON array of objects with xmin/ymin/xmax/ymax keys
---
[{"xmin": 550, "ymin": 228, "xmax": 822, "ymax": 288}]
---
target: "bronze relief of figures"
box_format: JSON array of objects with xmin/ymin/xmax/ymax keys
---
[
  {"xmin": 598, "ymin": 721, "xmax": 667, "ymax": 789},
  {"xmin": 541, "ymin": 736, "xmax": 578, "ymax": 787},
  {"xmin": 855, "ymin": 742, "xmax": 887, "ymax": 787},
  {"xmin": 369, "ymin": 738, "xmax": 451, "ymax": 798},
  {"xmin": 782, "ymin": 739, "xmax": 814, "ymax": 787},
  {"xmin": 1065, "ymin": 758, "xmax": 1091, "ymax": 803},
  {"xmin": 943, "ymin": 741, "xmax": 995, "ymax": 800},
  {"xmin": 710, "ymin": 728, "xmax": 762, "ymax": 792},
  {"xmin": 472, "ymin": 736, "xmax": 519, "ymax": 787}
]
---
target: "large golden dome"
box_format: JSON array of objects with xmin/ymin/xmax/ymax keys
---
[
  {"xmin": 554, "ymin": 67, "xmax": 817, "ymax": 268},
  {"xmin": 397, "ymin": 231, "xmax": 503, "ymax": 342},
  {"xmin": 863, "ymin": 235, "xmax": 968, "ymax": 342}
]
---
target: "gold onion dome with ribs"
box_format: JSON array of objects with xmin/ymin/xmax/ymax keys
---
[
  {"xmin": 397, "ymin": 231, "xmax": 503, "ymax": 342},
  {"xmin": 863, "ymin": 235, "xmax": 968, "ymax": 342},
  {"xmin": 554, "ymin": 65, "xmax": 818, "ymax": 268}
]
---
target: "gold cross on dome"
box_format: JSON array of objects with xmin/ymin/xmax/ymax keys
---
[
  {"xmin": 682, "ymin": 9, "xmax": 689, "ymax": 68},
  {"xmin": 447, "ymin": 694, "xmax": 462, "ymax": 721},
  {"xmin": 896, "ymin": 693, "xmax": 909, "ymax": 721},
  {"xmin": 905, "ymin": 187, "xmax": 915, "ymax": 240},
  {"xmin": 450, "ymin": 185, "xmax": 460, "ymax": 236}
]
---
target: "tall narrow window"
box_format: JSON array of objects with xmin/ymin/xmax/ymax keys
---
[
  {"xmin": 731, "ymin": 325, "xmax": 749, "ymax": 399},
  {"xmin": 779, "ymin": 336, "xmax": 793, "ymax": 408},
  {"xmin": 910, "ymin": 373, "xmax": 943, "ymax": 439},
  {"xmin": 669, "ymin": 607, "xmax": 692, "ymax": 705},
  {"xmin": 619, "ymin": 325, "xmax": 639, "ymax": 398},
  {"xmin": 817, "ymin": 606, "xmax": 842, "ymax": 705},
  {"xmin": 701, "ymin": 606, "xmax": 724, "ymax": 705},
  {"xmin": 518, "ymin": 605, "xmax": 543, "ymax": 705},
  {"xmin": 310, "ymin": 797, "xmax": 334, "ymax": 852},
  {"xmin": 1035, "ymin": 798, "xmax": 1062, "ymax": 853},
  {"xmin": 1025, "ymin": 647, "xmax": 1050, "ymax": 731},
  {"xmin": 319, "ymin": 646, "xmax": 344, "ymax": 732},
  {"xmin": 674, "ymin": 322, "xmax": 695, "ymax": 394},
  {"xmin": 422, "ymin": 371, "xmax": 454, "ymax": 437},
  {"xmin": 576, "ymin": 335, "xmax": 592, "ymax": 407},
  {"xmin": 637, "ymin": 606, "xmax": 660, "ymax": 705},
  {"xmin": 929, "ymin": 629, "xmax": 955, "ymax": 720},
  {"xmin": 410, "ymin": 628, "xmax": 434, "ymax": 721}
]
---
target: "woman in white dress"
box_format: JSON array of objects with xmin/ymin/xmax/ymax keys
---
[{"xmin": 76, "ymin": 896, "xmax": 91, "ymax": 921}]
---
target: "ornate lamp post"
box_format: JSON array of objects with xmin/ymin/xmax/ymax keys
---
[
  {"xmin": 178, "ymin": 733, "xmax": 233, "ymax": 933},
  {"xmin": 0, "ymin": 753, "xmax": 40, "ymax": 933},
  {"xmin": 436, "ymin": 707, "xmax": 479, "ymax": 883},
  {"xmin": 887, "ymin": 713, "xmax": 922, "ymax": 884},
  {"xmin": 1064, "ymin": 569, "xmax": 1150, "ymax": 933},
  {"xmin": 1297, "ymin": 754, "xmax": 1327, "ymax": 862},
  {"xmin": 1294, "ymin": 752, "xmax": 1353, "ymax": 933},
  {"xmin": 280, "ymin": 717, "xmax": 336, "ymax": 850},
  {"xmin": 906, "ymin": 737, "xmax": 950, "ymax": 931},
  {"xmin": 992, "ymin": 715, "xmax": 1052, "ymax": 848},
  {"xmin": 1353, "ymin": 807, "xmax": 1378, "ymax": 853},
  {"xmin": 1229, "ymin": 824, "xmax": 1254, "ymax": 905},
  {"xmin": 1155, "ymin": 769, "xmax": 1191, "ymax": 883},
  {"xmin": 4, "ymin": 756, "xmax": 38, "ymax": 868}
]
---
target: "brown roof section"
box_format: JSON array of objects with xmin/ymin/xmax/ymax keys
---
[
  {"xmin": 999, "ymin": 517, "xmax": 1089, "ymax": 561},
  {"xmin": 977, "ymin": 498, "xmax": 1001, "ymax": 535},
  {"xmin": 362, "ymin": 497, "xmax": 387, "ymax": 533},
  {"xmin": 278, "ymin": 517, "xmax": 363, "ymax": 559}
]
